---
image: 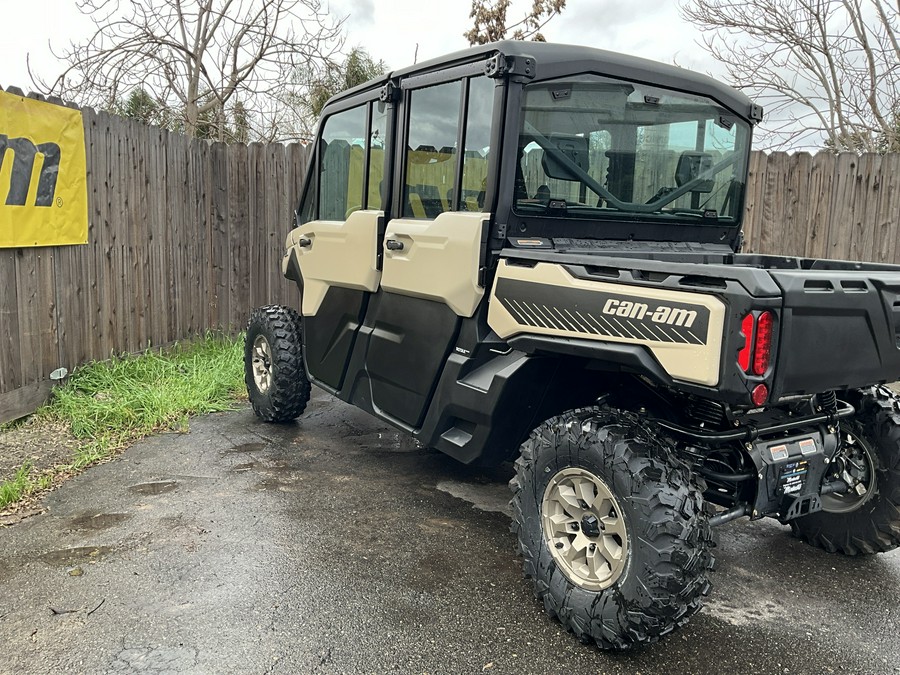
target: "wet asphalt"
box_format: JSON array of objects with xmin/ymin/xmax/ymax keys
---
[{"xmin": 1, "ymin": 388, "xmax": 899, "ymax": 675}]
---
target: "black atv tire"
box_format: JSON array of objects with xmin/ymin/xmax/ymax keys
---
[
  {"xmin": 790, "ymin": 386, "xmax": 900, "ymax": 555},
  {"xmin": 244, "ymin": 305, "xmax": 311, "ymax": 422},
  {"xmin": 510, "ymin": 408, "xmax": 714, "ymax": 650}
]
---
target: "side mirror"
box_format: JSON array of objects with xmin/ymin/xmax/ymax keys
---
[
  {"xmin": 675, "ymin": 151, "xmax": 715, "ymax": 193},
  {"xmin": 540, "ymin": 134, "xmax": 590, "ymax": 181}
]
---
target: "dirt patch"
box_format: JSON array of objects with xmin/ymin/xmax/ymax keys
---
[
  {"xmin": 0, "ymin": 418, "xmax": 82, "ymax": 485},
  {"xmin": 0, "ymin": 417, "xmax": 85, "ymax": 520}
]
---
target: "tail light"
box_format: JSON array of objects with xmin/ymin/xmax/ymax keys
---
[
  {"xmin": 738, "ymin": 310, "xmax": 776, "ymax": 383},
  {"xmin": 751, "ymin": 383, "xmax": 769, "ymax": 406},
  {"xmin": 737, "ymin": 314, "xmax": 754, "ymax": 372},
  {"xmin": 752, "ymin": 311, "xmax": 774, "ymax": 375}
]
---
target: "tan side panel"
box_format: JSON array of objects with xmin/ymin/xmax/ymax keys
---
[
  {"xmin": 381, "ymin": 212, "xmax": 488, "ymax": 317},
  {"xmin": 284, "ymin": 210, "xmax": 382, "ymax": 316},
  {"xmin": 488, "ymin": 260, "xmax": 726, "ymax": 386}
]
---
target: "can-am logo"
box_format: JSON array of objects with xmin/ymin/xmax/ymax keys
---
[
  {"xmin": 0, "ymin": 135, "xmax": 61, "ymax": 207},
  {"xmin": 602, "ymin": 298, "xmax": 698, "ymax": 328}
]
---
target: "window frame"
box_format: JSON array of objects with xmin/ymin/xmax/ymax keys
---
[
  {"xmin": 494, "ymin": 72, "xmax": 749, "ymax": 246},
  {"xmin": 296, "ymin": 86, "xmax": 394, "ymax": 225},
  {"xmin": 392, "ymin": 68, "xmax": 499, "ymax": 221},
  {"xmin": 317, "ymin": 103, "xmax": 367, "ymax": 221}
]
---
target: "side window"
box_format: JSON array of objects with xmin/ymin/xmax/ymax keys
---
[
  {"xmin": 402, "ymin": 80, "xmax": 462, "ymax": 218},
  {"xmin": 319, "ymin": 105, "xmax": 366, "ymax": 220},
  {"xmin": 367, "ymin": 101, "xmax": 388, "ymax": 211},
  {"xmin": 461, "ymin": 77, "xmax": 493, "ymax": 211}
]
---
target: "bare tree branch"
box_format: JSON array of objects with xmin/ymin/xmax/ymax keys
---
[
  {"xmin": 464, "ymin": 0, "xmax": 566, "ymax": 45},
  {"xmin": 33, "ymin": 0, "xmax": 345, "ymax": 141},
  {"xmin": 680, "ymin": 0, "xmax": 900, "ymax": 151}
]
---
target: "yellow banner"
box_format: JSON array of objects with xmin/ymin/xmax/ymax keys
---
[{"xmin": 0, "ymin": 89, "xmax": 88, "ymax": 248}]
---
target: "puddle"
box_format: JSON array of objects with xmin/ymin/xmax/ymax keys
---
[
  {"xmin": 224, "ymin": 442, "xmax": 267, "ymax": 454},
  {"xmin": 264, "ymin": 458, "xmax": 296, "ymax": 471},
  {"xmin": 352, "ymin": 431, "xmax": 422, "ymax": 453},
  {"xmin": 68, "ymin": 512, "xmax": 130, "ymax": 531},
  {"xmin": 436, "ymin": 480, "xmax": 512, "ymax": 516},
  {"xmin": 129, "ymin": 480, "xmax": 179, "ymax": 496},
  {"xmin": 252, "ymin": 476, "xmax": 303, "ymax": 492},
  {"xmin": 40, "ymin": 546, "xmax": 115, "ymax": 565}
]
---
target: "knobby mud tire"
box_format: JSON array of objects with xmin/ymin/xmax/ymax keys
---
[
  {"xmin": 510, "ymin": 408, "xmax": 715, "ymax": 650},
  {"xmin": 790, "ymin": 386, "xmax": 900, "ymax": 555},
  {"xmin": 244, "ymin": 305, "xmax": 311, "ymax": 423}
]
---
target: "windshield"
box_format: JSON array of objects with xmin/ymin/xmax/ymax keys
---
[{"xmin": 515, "ymin": 75, "xmax": 751, "ymax": 225}]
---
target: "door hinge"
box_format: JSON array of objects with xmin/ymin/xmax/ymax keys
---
[
  {"xmin": 380, "ymin": 80, "xmax": 399, "ymax": 103},
  {"xmin": 485, "ymin": 53, "xmax": 536, "ymax": 82}
]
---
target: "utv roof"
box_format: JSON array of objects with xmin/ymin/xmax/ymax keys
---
[{"xmin": 326, "ymin": 40, "xmax": 760, "ymax": 122}]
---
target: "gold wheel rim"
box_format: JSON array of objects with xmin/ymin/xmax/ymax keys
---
[
  {"xmin": 251, "ymin": 335, "xmax": 273, "ymax": 393},
  {"xmin": 542, "ymin": 467, "xmax": 629, "ymax": 591}
]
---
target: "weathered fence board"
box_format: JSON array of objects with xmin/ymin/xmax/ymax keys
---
[
  {"xmin": 1, "ymin": 83, "xmax": 899, "ymax": 423},
  {"xmin": 742, "ymin": 151, "xmax": 900, "ymax": 262},
  {"xmin": 0, "ymin": 87, "xmax": 310, "ymax": 423}
]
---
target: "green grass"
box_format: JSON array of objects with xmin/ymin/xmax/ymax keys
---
[
  {"xmin": 0, "ymin": 418, "xmax": 21, "ymax": 433},
  {"xmin": 0, "ymin": 463, "xmax": 34, "ymax": 508},
  {"xmin": 0, "ymin": 334, "xmax": 246, "ymax": 510}
]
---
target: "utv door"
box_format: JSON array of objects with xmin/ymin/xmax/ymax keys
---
[
  {"xmin": 288, "ymin": 98, "xmax": 390, "ymax": 391},
  {"xmin": 363, "ymin": 74, "xmax": 497, "ymax": 428}
]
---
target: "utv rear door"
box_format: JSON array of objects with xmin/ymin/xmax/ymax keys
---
[
  {"xmin": 289, "ymin": 96, "xmax": 390, "ymax": 390},
  {"xmin": 362, "ymin": 72, "xmax": 498, "ymax": 428}
]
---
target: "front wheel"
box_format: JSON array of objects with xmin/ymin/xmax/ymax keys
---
[
  {"xmin": 244, "ymin": 305, "xmax": 311, "ymax": 422},
  {"xmin": 790, "ymin": 386, "xmax": 900, "ymax": 555},
  {"xmin": 510, "ymin": 408, "xmax": 714, "ymax": 650}
]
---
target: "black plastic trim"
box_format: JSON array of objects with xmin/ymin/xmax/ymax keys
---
[
  {"xmin": 401, "ymin": 61, "xmax": 489, "ymax": 90},
  {"xmin": 365, "ymin": 293, "xmax": 461, "ymax": 428},
  {"xmin": 284, "ymin": 249, "xmax": 302, "ymax": 285},
  {"xmin": 302, "ymin": 286, "xmax": 368, "ymax": 390},
  {"xmin": 502, "ymin": 248, "xmax": 783, "ymax": 297},
  {"xmin": 769, "ymin": 271, "xmax": 900, "ymax": 395},
  {"xmin": 414, "ymin": 349, "xmax": 558, "ymax": 465},
  {"xmin": 508, "ymin": 335, "xmax": 674, "ymax": 385}
]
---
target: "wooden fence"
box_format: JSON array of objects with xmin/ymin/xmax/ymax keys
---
[
  {"xmin": 0, "ymin": 87, "xmax": 309, "ymax": 423},
  {"xmin": 743, "ymin": 151, "xmax": 900, "ymax": 263},
  {"xmin": 2, "ymin": 86, "xmax": 900, "ymax": 421}
]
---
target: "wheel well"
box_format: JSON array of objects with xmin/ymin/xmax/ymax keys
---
[
  {"xmin": 529, "ymin": 357, "xmax": 670, "ymax": 427},
  {"xmin": 434, "ymin": 353, "xmax": 681, "ymax": 468}
]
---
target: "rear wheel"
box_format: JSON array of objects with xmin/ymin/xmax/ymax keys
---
[
  {"xmin": 244, "ymin": 305, "xmax": 310, "ymax": 422},
  {"xmin": 510, "ymin": 408, "xmax": 714, "ymax": 650},
  {"xmin": 791, "ymin": 386, "xmax": 900, "ymax": 555}
]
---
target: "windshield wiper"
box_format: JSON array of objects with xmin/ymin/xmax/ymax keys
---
[{"xmin": 523, "ymin": 121, "xmax": 740, "ymax": 215}]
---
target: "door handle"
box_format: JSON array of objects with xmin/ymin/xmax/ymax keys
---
[
  {"xmin": 385, "ymin": 239, "xmax": 404, "ymax": 251},
  {"xmin": 298, "ymin": 237, "xmax": 312, "ymax": 248}
]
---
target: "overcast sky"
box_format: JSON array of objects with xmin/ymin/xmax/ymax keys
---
[
  {"xmin": 0, "ymin": 0, "xmax": 724, "ymax": 92},
  {"xmin": 330, "ymin": 0, "xmax": 723, "ymax": 75}
]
